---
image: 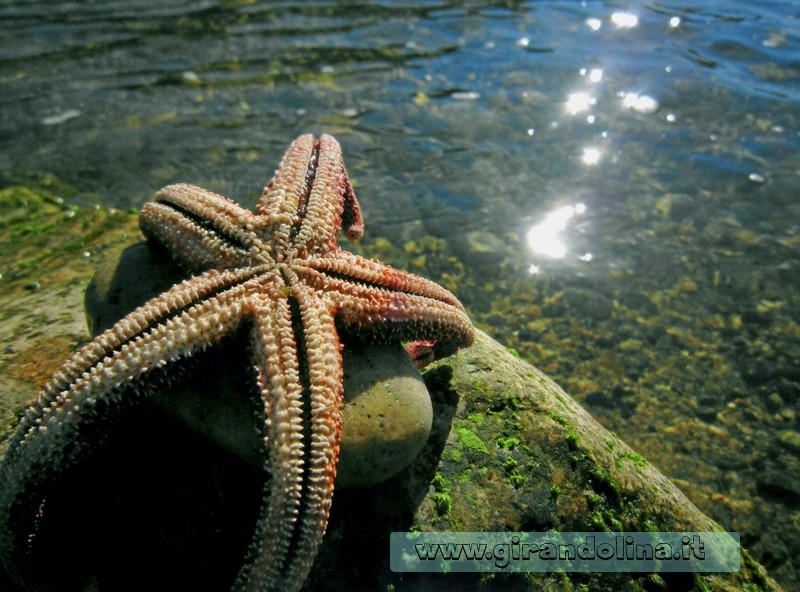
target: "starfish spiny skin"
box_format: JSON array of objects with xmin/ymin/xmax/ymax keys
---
[{"xmin": 0, "ymin": 134, "xmax": 474, "ymax": 592}]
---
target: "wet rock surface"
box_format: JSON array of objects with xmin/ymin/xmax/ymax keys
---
[{"xmin": 311, "ymin": 330, "xmax": 782, "ymax": 591}]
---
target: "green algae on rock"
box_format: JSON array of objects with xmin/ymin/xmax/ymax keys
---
[
  {"xmin": 0, "ymin": 186, "xmax": 144, "ymax": 462},
  {"xmin": 308, "ymin": 329, "xmax": 783, "ymax": 591}
]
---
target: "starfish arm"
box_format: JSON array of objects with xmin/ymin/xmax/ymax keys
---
[
  {"xmin": 298, "ymin": 255, "xmax": 475, "ymax": 360},
  {"xmin": 0, "ymin": 270, "xmax": 261, "ymax": 583},
  {"xmin": 236, "ymin": 283, "xmax": 342, "ymax": 592},
  {"xmin": 140, "ymin": 184, "xmax": 269, "ymax": 271},
  {"xmin": 309, "ymin": 250, "xmax": 466, "ymax": 309},
  {"xmin": 282, "ymin": 284, "xmax": 342, "ymax": 589},
  {"xmin": 294, "ymin": 134, "xmax": 363, "ymax": 252},
  {"xmin": 258, "ymin": 134, "xmax": 319, "ymax": 250},
  {"xmin": 235, "ymin": 294, "xmax": 305, "ymax": 592},
  {"xmin": 258, "ymin": 135, "xmax": 363, "ymax": 257},
  {"xmin": 338, "ymin": 288, "xmax": 474, "ymax": 359},
  {"xmin": 13, "ymin": 268, "xmax": 262, "ymax": 454}
]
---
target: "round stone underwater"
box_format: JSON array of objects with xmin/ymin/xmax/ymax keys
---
[{"xmin": 84, "ymin": 241, "xmax": 433, "ymax": 489}]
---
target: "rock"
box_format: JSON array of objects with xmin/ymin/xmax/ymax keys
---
[
  {"xmin": 337, "ymin": 344, "xmax": 432, "ymax": 489},
  {"xmin": 617, "ymin": 338, "xmax": 642, "ymax": 352},
  {"xmin": 84, "ymin": 241, "xmax": 433, "ymax": 489},
  {"xmin": 660, "ymin": 193, "xmax": 695, "ymax": 222},
  {"xmin": 561, "ymin": 287, "xmax": 613, "ymax": 321},
  {"xmin": 307, "ymin": 330, "xmax": 784, "ymax": 591},
  {"xmin": 776, "ymin": 429, "xmax": 800, "ymax": 453},
  {"xmin": 84, "ymin": 242, "xmax": 180, "ymax": 336},
  {"xmin": 696, "ymin": 396, "xmax": 723, "ymax": 421},
  {"xmin": 765, "ymin": 392, "xmax": 783, "ymax": 413},
  {"xmin": 461, "ymin": 230, "xmax": 507, "ymax": 267},
  {"xmin": 756, "ymin": 468, "xmax": 800, "ymax": 505}
]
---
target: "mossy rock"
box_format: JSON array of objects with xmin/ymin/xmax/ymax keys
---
[{"xmin": 310, "ymin": 329, "xmax": 783, "ymax": 591}]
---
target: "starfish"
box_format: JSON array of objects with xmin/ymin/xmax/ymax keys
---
[{"xmin": 0, "ymin": 134, "xmax": 474, "ymax": 591}]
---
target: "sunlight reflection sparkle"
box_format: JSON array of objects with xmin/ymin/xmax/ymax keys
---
[
  {"xmin": 585, "ymin": 18, "xmax": 602, "ymax": 31},
  {"xmin": 566, "ymin": 92, "xmax": 596, "ymax": 115},
  {"xmin": 581, "ymin": 147, "xmax": 601, "ymax": 165},
  {"xmin": 620, "ymin": 92, "xmax": 659, "ymax": 113},
  {"xmin": 611, "ymin": 12, "xmax": 639, "ymax": 28},
  {"xmin": 580, "ymin": 67, "xmax": 604, "ymax": 84},
  {"xmin": 526, "ymin": 203, "xmax": 587, "ymax": 260}
]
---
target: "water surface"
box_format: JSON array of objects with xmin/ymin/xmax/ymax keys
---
[{"xmin": 1, "ymin": 0, "xmax": 799, "ymax": 587}]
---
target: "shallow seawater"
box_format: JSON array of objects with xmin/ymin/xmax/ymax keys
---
[{"xmin": 2, "ymin": 0, "xmax": 799, "ymax": 588}]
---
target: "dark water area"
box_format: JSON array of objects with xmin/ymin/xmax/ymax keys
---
[{"xmin": 1, "ymin": 0, "xmax": 799, "ymax": 588}]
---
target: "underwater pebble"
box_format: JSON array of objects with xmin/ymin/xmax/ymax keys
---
[
  {"xmin": 618, "ymin": 338, "xmax": 642, "ymax": 353},
  {"xmin": 462, "ymin": 230, "xmax": 507, "ymax": 267},
  {"xmin": 337, "ymin": 344, "xmax": 432, "ymax": 488},
  {"xmin": 659, "ymin": 193, "xmax": 695, "ymax": 221},
  {"xmin": 560, "ymin": 287, "xmax": 613, "ymax": 321},
  {"xmin": 757, "ymin": 468, "xmax": 800, "ymax": 503},
  {"xmin": 776, "ymin": 430, "xmax": 800, "ymax": 453},
  {"xmin": 41, "ymin": 109, "xmax": 80, "ymax": 125}
]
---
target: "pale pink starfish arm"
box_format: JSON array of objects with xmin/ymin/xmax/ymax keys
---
[
  {"xmin": 141, "ymin": 184, "xmax": 265, "ymax": 271},
  {"xmin": 310, "ymin": 249, "xmax": 467, "ymax": 309},
  {"xmin": 236, "ymin": 281, "xmax": 343, "ymax": 592},
  {"xmin": 337, "ymin": 287, "xmax": 474, "ymax": 359},
  {"xmin": 282, "ymin": 286, "xmax": 342, "ymax": 588},
  {"xmin": 293, "ymin": 134, "xmax": 363, "ymax": 252},
  {"xmin": 22, "ymin": 268, "xmax": 263, "ymax": 447},
  {"xmin": 297, "ymin": 257, "xmax": 474, "ymax": 361},
  {"xmin": 236, "ymin": 293, "xmax": 306, "ymax": 591},
  {"xmin": 258, "ymin": 135, "xmax": 320, "ymax": 246},
  {"xmin": 0, "ymin": 270, "xmax": 266, "ymax": 583},
  {"xmin": 259, "ymin": 134, "xmax": 363, "ymax": 256}
]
